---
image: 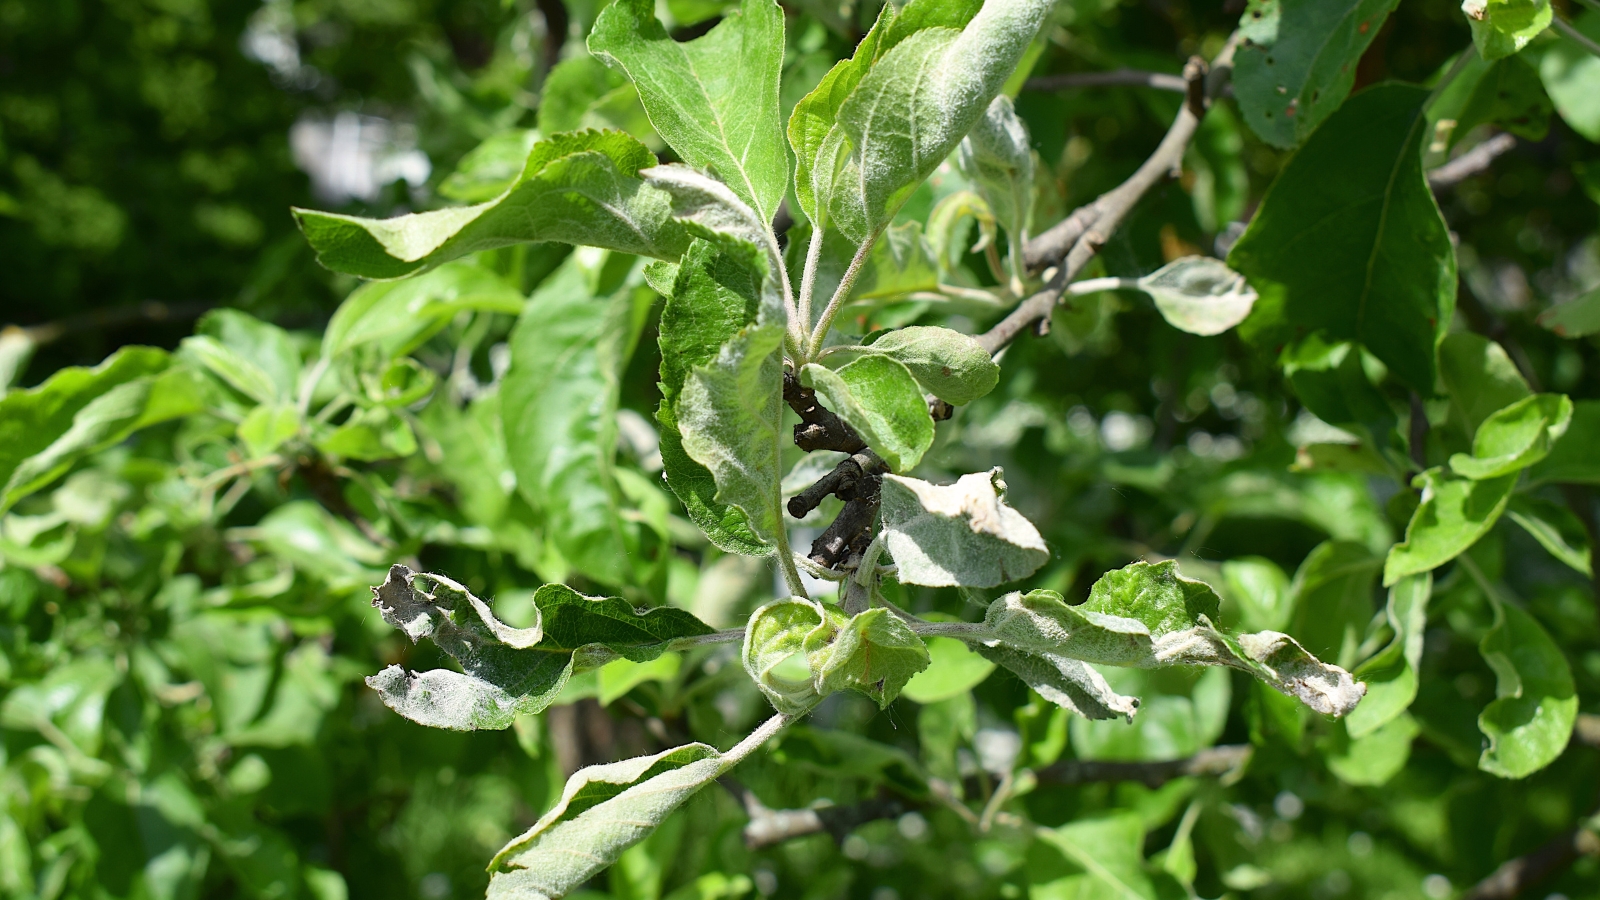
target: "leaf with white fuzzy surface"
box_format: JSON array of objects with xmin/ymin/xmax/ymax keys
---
[
  {"xmin": 805, "ymin": 608, "xmax": 930, "ymax": 708},
  {"xmin": 366, "ymin": 565, "xmax": 713, "ymax": 730},
  {"xmin": 979, "ymin": 562, "xmax": 1366, "ymax": 716},
  {"xmin": 879, "ymin": 468, "xmax": 1049, "ymax": 587},
  {"xmin": 488, "ymin": 715, "xmax": 787, "ymax": 900},
  {"xmin": 588, "ymin": 0, "xmax": 788, "ymax": 225},
  {"xmin": 294, "ymin": 131, "xmax": 691, "ymax": 279},
  {"xmin": 957, "ymin": 94, "xmax": 1033, "ymax": 275},
  {"xmin": 976, "ymin": 644, "xmax": 1141, "ymax": 721},
  {"xmin": 1137, "ymin": 256, "xmax": 1258, "ymax": 336}
]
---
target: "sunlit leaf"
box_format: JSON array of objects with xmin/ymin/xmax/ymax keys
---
[{"xmin": 878, "ymin": 468, "xmax": 1049, "ymax": 587}]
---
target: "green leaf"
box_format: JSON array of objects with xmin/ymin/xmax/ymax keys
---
[
  {"xmin": 368, "ymin": 566, "xmax": 713, "ymax": 731},
  {"xmin": 197, "ymin": 309, "xmax": 303, "ymax": 400},
  {"xmin": 1221, "ymin": 556, "xmax": 1294, "ymax": 633},
  {"xmin": 487, "ymin": 718, "xmax": 785, "ymax": 900},
  {"xmin": 1288, "ymin": 540, "xmax": 1380, "ymax": 672},
  {"xmin": 0, "ymin": 348, "xmax": 202, "ymax": 513},
  {"xmin": 294, "ymin": 130, "xmax": 691, "ymax": 279},
  {"xmin": 790, "ymin": 0, "xmax": 1053, "ymax": 242},
  {"xmin": 1438, "ymin": 332, "xmax": 1533, "ymax": 435},
  {"xmin": 237, "ymin": 403, "xmax": 302, "ymax": 458},
  {"xmin": 314, "ymin": 407, "xmax": 418, "ymax": 461},
  {"xmin": 1325, "ymin": 712, "xmax": 1419, "ymax": 786},
  {"xmin": 1069, "ymin": 667, "xmax": 1231, "ymax": 761},
  {"xmin": 1233, "ymin": 0, "xmax": 1401, "ymax": 148},
  {"xmin": 878, "ymin": 468, "xmax": 1049, "ymax": 587},
  {"xmin": 1477, "ymin": 599, "xmax": 1577, "ymax": 779},
  {"xmin": 1136, "ymin": 256, "xmax": 1258, "ymax": 337},
  {"xmin": 957, "ymin": 94, "xmax": 1033, "ymax": 276},
  {"xmin": 742, "ymin": 598, "xmax": 831, "ymax": 715},
  {"xmin": 1463, "ymin": 0, "xmax": 1552, "ymax": 62},
  {"xmin": 1383, "ymin": 468, "xmax": 1518, "ymax": 585},
  {"xmin": 322, "ymin": 259, "xmax": 524, "ymax": 360},
  {"xmin": 1527, "ymin": 400, "xmax": 1600, "ymax": 485},
  {"xmin": 1346, "ymin": 573, "xmax": 1430, "ymax": 739},
  {"xmin": 981, "ymin": 562, "xmax": 1367, "ymax": 715},
  {"xmin": 538, "ymin": 53, "xmax": 654, "ymax": 143},
  {"xmin": 597, "ymin": 653, "xmax": 681, "ymax": 707},
  {"xmin": 180, "ymin": 336, "xmax": 280, "ymax": 404},
  {"xmin": 677, "ymin": 321, "xmax": 788, "ymax": 551},
  {"xmin": 588, "ymin": 0, "xmax": 788, "ymax": 225},
  {"xmin": 1538, "ymin": 284, "xmax": 1600, "ymax": 338},
  {"xmin": 832, "ymin": 325, "xmax": 1000, "ymax": 405},
  {"xmin": 900, "ymin": 634, "xmax": 996, "ymax": 703},
  {"xmin": 1429, "ymin": 53, "xmax": 1552, "ymax": 149},
  {"xmin": 804, "ymin": 607, "xmax": 930, "ymax": 708},
  {"xmin": 1539, "ymin": 9, "xmax": 1600, "ymax": 141},
  {"xmin": 1281, "ymin": 337, "xmax": 1397, "ymax": 452},
  {"xmin": 656, "ymin": 239, "xmax": 769, "ymax": 555},
  {"xmin": 439, "ymin": 129, "xmax": 542, "ymax": 203},
  {"xmin": 1032, "ymin": 814, "xmax": 1162, "ymax": 900},
  {"xmin": 977, "ymin": 643, "xmax": 1141, "ymax": 721},
  {"xmin": 1448, "ymin": 393, "xmax": 1572, "ymax": 479},
  {"xmin": 1231, "ymin": 84, "xmax": 1455, "ymax": 392},
  {"xmin": 1507, "ymin": 494, "xmax": 1593, "ymax": 576},
  {"xmin": 502, "ymin": 256, "xmax": 650, "ymax": 586},
  {"xmin": 800, "ymin": 356, "xmax": 934, "ymax": 471}
]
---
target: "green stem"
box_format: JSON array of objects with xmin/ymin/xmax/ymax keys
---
[
  {"xmin": 776, "ymin": 527, "xmax": 809, "ymax": 599},
  {"xmin": 807, "ymin": 234, "xmax": 878, "ymax": 360},
  {"xmin": 796, "ymin": 223, "xmax": 826, "ymax": 359}
]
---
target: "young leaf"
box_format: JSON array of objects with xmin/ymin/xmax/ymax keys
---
[
  {"xmin": 657, "ymin": 239, "xmax": 769, "ymax": 555},
  {"xmin": 1448, "ymin": 393, "xmax": 1573, "ymax": 480},
  {"xmin": 957, "ymin": 94, "xmax": 1033, "ymax": 277},
  {"xmin": 588, "ymin": 0, "xmax": 788, "ymax": 226},
  {"xmin": 804, "ymin": 608, "xmax": 930, "ymax": 708},
  {"xmin": 800, "ymin": 356, "xmax": 934, "ymax": 472},
  {"xmin": 180, "ymin": 336, "xmax": 281, "ymax": 404},
  {"xmin": 832, "ymin": 325, "xmax": 1000, "ymax": 405},
  {"xmin": 315, "ymin": 407, "xmax": 418, "ymax": 461},
  {"xmin": 322, "ymin": 260, "xmax": 524, "ymax": 360},
  {"xmin": 1288, "ymin": 540, "xmax": 1381, "ymax": 671},
  {"xmin": 488, "ymin": 715, "xmax": 787, "ymax": 900},
  {"xmin": 1383, "ymin": 468, "xmax": 1518, "ymax": 585},
  {"xmin": 294, "ymin": 130, "xmax": 691, "ymax": 279},
  {"xmin": 1231, "ymin": 85, "xmax": 1455, "ymax": 392},
  {"xmin": 196, "ymin": 309, "xmax": 303, "ymax": 400},
  {"xmin": 1506, "ymin": 494, "xmax": 1594, "ymax": 576},
  {"xmin": 678, "ymin": 322, "xmax": 788, "ymax": 551},
  {"xmin": 1233, "ymin": 0, "xmax": 1401, "ymax": 148},
  {"xmin": 367, "ymin": 566, "xmax": 713, "ymax": 730},
  {"xmin": 878, "ymin": 468, "xmax": 1049, "ymax": 587},
  {"xmin": 791, "ymin": 0, "xmax": 1052, "ymax": 242},
  {"xmin": 1438, "ymin": 332, "xmax": 1533, "ymax": 434},
  {"xmin": 1281, "ymin": 338, "xmax": 1396, "ymax": 452},
  {"xmin": 502, "ymin": 256, "xmax": 650, "ymax": 586},
  {"xmin": 981, "ymin": 563, "xmax": 1367, "ymax": 716},
  {"xmin": 1462, "ymin": 0, "xmax": 1552, "ymax": 62},
  {"xmin": 1477, "ymin": 599, "xmax": 1577, "ymax": 779},
  {"xmin": 742, "ymin": 598, "xmax": 831, "ymax": 715},
  {"xmin": 1346, "ymin": 573, "xmax": 1430, "ymax": 739},
  {"xmin": 1136, "ymin": 256, "xmax": 1258, "ymax": 337},
  {"xmin": 1325, "ymin": 713, "xmax": 1419, "ymax": 786},
  {"xmin": 1527, "ymin": 400, "xmax": 1600, "ymax": 485}
]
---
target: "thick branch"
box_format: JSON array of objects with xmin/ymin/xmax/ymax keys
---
[
  {"xmin": 784, "ymin": 370, "xmax": 867, "ymax": 453},
  {"xmin": 788, "ymin": 451, "xmax": 881, "ymax": 518},
  {"xmin": 1036, "ymin": 744, "xmax": 1251, "ymax": 789},
  {"xmin": 739, "ymin": 785, "xmax": 909, "ymax": 850},
  {"xmin": 809, "ymin": 489, "xmax": 881, "ymax": 569},
  {"xmin": 1428, "ymin": 132, "xmax": 1517, "ymax": 191},
  {"xmin": 1024, "ymin": 69, "xmax": 1188, "ymax": 93}
]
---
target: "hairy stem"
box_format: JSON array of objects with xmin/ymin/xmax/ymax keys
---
[
  {"xmin": 776, "ymin": 524, "xmax": 809, "ymax": 599},
  {"xmin": 808, "ymin": 234, "xmax": 878, "ymax": 360},
  {"xmin": 796, "ymin": 222, "xmax": 827, "ymax": 357}
]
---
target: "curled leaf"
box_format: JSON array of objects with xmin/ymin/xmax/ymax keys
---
[
  {"xmin": 879, "ymin": 468, "xmax": 1049, "ymax": 588},
  {"xmin": 1448, "ymin": 393, "xmax": 1573, "ymax": 480}
]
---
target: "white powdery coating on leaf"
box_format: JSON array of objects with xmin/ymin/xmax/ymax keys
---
[
  {"xmin": 366, "ymin": 665, "xmax": 521, "ymax": 731},
  {"xmin": 1138, "ymin": 256, "xmax": 1258, "ymax": 337},
  {"xmin": 880, "ymin": 468, "xmax": 1049, "ymax": 588}
]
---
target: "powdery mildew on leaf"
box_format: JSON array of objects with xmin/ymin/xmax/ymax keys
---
[
  {"xmin": 879, "ymin": 468, "xmax": 1049, "ymax": 587},
  {"xmin": 1137, "ymin": 256, "xmax": 1258, "ymax": 337}
]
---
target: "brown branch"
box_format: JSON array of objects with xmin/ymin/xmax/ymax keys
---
[
  {"xmin": 1428, "ymin": 132, "xmax": 1518, "ymax": 191},
  {"xmin": 784, "ymin": 370, "xmax": 867, "ymax": 453},
  {"xmin": 809, "ymin": 490, "xmax": 881, "ymax": 569},
  {"xmin": 1036, "ymin": 744, "xmax": 1252, "ymax": 789},
  {"xmin": 1024, "ymin": 69, "xmax": 1189, "ymax": 93},
  {"xmin": 989, "ymin": 42, "xmax": 1236, "ymax": 356},
  {"xmin": 740, "ymin": 788, "xmax": 910, "ymax": 849},
  {"xmin": 1462, "ymin": 823, "xmax": 1600, "ymax": 900}
]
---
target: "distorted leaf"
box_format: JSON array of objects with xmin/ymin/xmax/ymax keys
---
[
  {"xmin": 878, "ymin": 468, "xmax": 1049, "ymax": 587},
  {"xmin": 804, "ymin": 608, "xmax": 929, "ymax": 708},
  {"xmin": 1347, "ymin": 573, "xmax": 1430, "ymax": 739},
  {"xmin": 1448, "ymin": 393, "xmax": 1572, "ymax": 479},
  {"xmin": 1506, "ymin": 494, "xmax": 1593, "ymax": 576},
  {"xmin": 1477, "ymin": 599, "xmax": 1577, "ymax": 779}
]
